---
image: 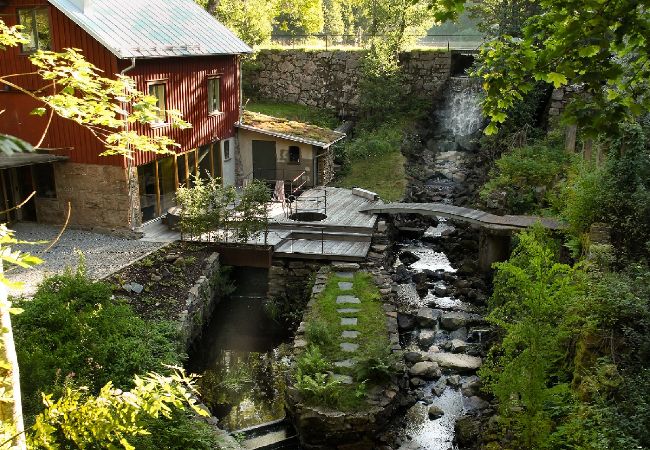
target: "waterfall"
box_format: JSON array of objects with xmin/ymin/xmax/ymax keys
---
[{"xmin": 436, "ymin": 77, "xmax": 484, "ymax": 138}]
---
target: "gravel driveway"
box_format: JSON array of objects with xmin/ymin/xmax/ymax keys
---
[{"xmin": 7, "ymin": 222, "xmax": 167, "ymax": 297}]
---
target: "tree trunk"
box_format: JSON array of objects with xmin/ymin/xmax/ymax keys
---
[
  {"xmin": 0, "ymin": 261, "xmax": 26, "ymax": 449},
  {"xmin": 565, "ymin": 124, "xmax": 577, "ymax": 152},
  {"xmin": 583, "ymin": 138, "xmax": 593, "ymax": 161}
]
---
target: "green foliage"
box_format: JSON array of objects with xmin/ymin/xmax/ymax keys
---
[
  {"xmin": 212, "ymin": 0, "xmax": 278, "ymax": 47},
  {"xmin": 296, "ymin": 345, "xmax": 331, "ymax": 375},
  {"xmin": 131, "ymin": 410, "xmax": 221, "ymax": 450},
  {"xmin": 27, "ymin": 370, "xmax": 209, "ymax": 450},
  {"xmin": 14, "ymin": 268, "xmax": 182, "ymax": 418},
  {"xmin": 276, "ymin": 0, "xmax": 324, "ymax": 35},
  {"xmin": 294, "ymin": 371, "xmax": 341, "ymax": 406},
  {"xmin": 480, "ymin": 227, "xmax": 581, "ymax": 448},
  {"xmin": 305, "ymin": 319, "xmax": 334, "ymax": 348},
  {"xmin": 480, "ymin": 141, "xmax": 571, "ymax": 214},
  {"xmin": 560, "ymin": 122, "xmax": 650, "ymax": 259},
  {"xmin": 177, "ymin": 177, "xmax": 270, "ymax": 244},
  {"xmin": 354, "ymin": 342, "xmax": 399, "ymax": 382},
  {"xmin": 473, "ymin": 0, "xmax": 650, "ymax": 136}
]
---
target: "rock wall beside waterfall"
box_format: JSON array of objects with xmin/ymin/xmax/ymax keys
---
[{"xmin": 245, "ymin": 49, "xmax": 452, "ymax": 118}]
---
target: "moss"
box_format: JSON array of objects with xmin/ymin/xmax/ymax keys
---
[{"xmin": 240, "ymin": 110, "xmax": 344, "ymax": 145}]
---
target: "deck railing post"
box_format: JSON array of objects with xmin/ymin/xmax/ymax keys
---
[{"xmin": 321, "ymin": 228, "xmax": 324, "ymax": 254}]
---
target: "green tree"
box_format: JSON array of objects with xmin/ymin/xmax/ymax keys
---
[
  {"xmin": 0, "ymin": 20, "xmax": 193, "ymax": 448},
  {"xmin": 276, "ymin": 0, "xmax": 325, "ymax": 35},
  {"xmin": 474, "ymin": 0, "xmax": 650, "ymax": 135},
  {"xmin": 207, "ymin": 0, "xmax": 279, "ymax": 47},
  {"xmin": 480, "ymin": 228, "xmax": 581, "ymax": 448}
]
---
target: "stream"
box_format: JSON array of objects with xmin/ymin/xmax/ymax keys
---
[{"xmin": 187, "ymin": 267, "xmax": 298, "ymax": 447}]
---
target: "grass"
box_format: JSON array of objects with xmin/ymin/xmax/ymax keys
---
[
  {"xmin": 334, "ymin": 150, "xmax": 406, "ymax": 202},
  {"xmin": 298, "ymin": 271, "xmax": 392, "ymax": 411},
  {"xmin": 246, "ymin": 101, "xmax": 340, "ymax": 129}
]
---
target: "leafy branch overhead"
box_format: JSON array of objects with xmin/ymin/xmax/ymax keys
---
[{"xmin": 0, "ymin": 21, "xmax": 192, "ymax": 158}]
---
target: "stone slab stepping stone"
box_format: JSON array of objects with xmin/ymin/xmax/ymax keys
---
[
  {"xmin": 341, "ymin": 317, "xmax": 358, "ymax": 326},
  {"xmin": 332, "ymin": 374, "xmax": 353, "ymax": 384},
  {"xmin": 338, "ymin": 282, "xmax": 354, "ymax": 291},
  {"xmin": 332, "ymin": 262, "xmax": 360, "ymax": 271},
  {"xmin": 342, "ymin": 330, "xmax": 359, "ymax": 339},
  {"xmin": 334, "ymin": 359, "xmax": 357, "ymax": 368},
  {"xmin": 337, "ymin": 308, "xmax": 360, "ymax": 314},
  {"xmin": 340, "ymin": 342, "xmax": 359, "ymax": 352},
  {"xmin": 335, "ymin": 271, "xmax": 354, "ymax": 279},
  {"xmin": 336, "ymin": 295, "xmax": 361, "ymax": 304}
]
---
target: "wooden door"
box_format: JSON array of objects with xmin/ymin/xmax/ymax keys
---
[{"xmin": 252, "ymin": 140, "xmax": 276, "ymax": 181}]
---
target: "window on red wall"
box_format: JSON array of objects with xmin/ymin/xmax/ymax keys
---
[
  {"xmin": 17, "ymin": 8, "xmax": 51, "ymax": 53},
  {"xmin": 148, "ymin": 82, "xmax": 167, "ymax": 123},
  {"xmin": 207, "ymin": 77, "xmax": 221, "ymax": 114}
]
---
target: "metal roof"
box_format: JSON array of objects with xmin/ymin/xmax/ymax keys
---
[
  {"xmin": 0, "ymin": 153, "xmax": 68, "ymax": 169},
  {"xmin": 48, "ymin": 0, "xmax": 252, "ymax": 59}
]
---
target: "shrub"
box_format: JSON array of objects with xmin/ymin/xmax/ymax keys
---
[
  {"xmin": 131, "ymin": 409, "xmax": 221, "ymax": 450},
  {"xmin": 354, "ymin": 342, "xmax": 399, "ymax": 382},
  {"xmin": 305, "ymin": 319, "xmax": 333, "ymax": 347},
  {"xmin": 14, "ymin": 268, "xmax": 182, "ymax": 417},
  {"xmin": 342, "ymin": 121, "xmax": 404, "ymax": 161},
  {"xmin": 296, "ymin": 345, "xmax": 330, "ymax": 376},
  {"xmin": 480, "ymin": 142, "xmax": 571, "ymax": 214}
]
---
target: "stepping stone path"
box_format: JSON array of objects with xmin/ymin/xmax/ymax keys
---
[
  {"xmin": 333, "ymin": 270, "xmax": 362, "ymax": 376},
  {"xmin": 336, "ymin": 295, "xmax": 361, "ymax": 304},
  {"xmin": 338, "ymin": 282, "xmax": 354, "ymax": 291}
]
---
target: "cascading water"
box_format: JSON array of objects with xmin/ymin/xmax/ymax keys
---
[
  {"xmin": 443, "ymin": 77, "xmax": 484, "ymax": 137},
  {"xmin": 386, "ymin": 75, "xmax": 490, "ymax": 449}
]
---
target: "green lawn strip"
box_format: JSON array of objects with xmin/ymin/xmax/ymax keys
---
[
  {"xmin": 303, "ymin": 271, "xmax": 389, "ymax": 410},
  {"xmin": 334, "ymin": 150, "xmax": 406, "ymax": 202}
]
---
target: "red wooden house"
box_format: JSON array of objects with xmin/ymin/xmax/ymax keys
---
[{"xmin": 0, "ymin": 0, "xmax": 251, "ymax": 230}]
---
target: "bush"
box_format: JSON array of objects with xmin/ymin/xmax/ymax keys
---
[
  {"xmin": 341, "ymin": 120, "xmax": 404, "ymax": 161},
  {"xmin": 305, "ymin": 319, "xmax": 334, "ymax": 347},
  {"xmin": 14, "ymin": 268, "xmax": 182, "ymax": 417},
  {"xmin": 354, "ymin": 342, "xmax": 399, "ymax": 382},
  {"xmin": 296, "ymin": 345, "xmax": 330, "ymax": 375},
  {"xmin": 131, "ymin": 410, "xmax": 222, "ymax": 450},
  {"xmin": 480, "ymin": 141, "xmax": 571, "ymax": 214}
]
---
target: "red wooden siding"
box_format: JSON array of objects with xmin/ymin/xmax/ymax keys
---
[
  {"xmin": 121, "ymin": 55, "xmax": 241, "ymax": 167},
  {"xmin": 1, "ymin": 1, "xmax": 242, "ymax": 169},
  {"xmin": 0, "ymin": 1, "xmax": 125, "ymax": 166}
]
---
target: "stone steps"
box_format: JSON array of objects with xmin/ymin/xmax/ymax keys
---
[{"xmin": 334, "ymin": 271, "xmax": 361, "ymax": 374}]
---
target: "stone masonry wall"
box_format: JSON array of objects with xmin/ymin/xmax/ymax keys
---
[
  {"xmin": 246, "ymin": 49, "xmax": 452, "ymax": 118},
  {"xmin": 35, "ymin": 162, "xmax": 136, "ymax": 231}
]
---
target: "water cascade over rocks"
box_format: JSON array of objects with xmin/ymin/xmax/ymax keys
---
[{"xmin": 380, "ymin": 75, "xmax": 495, "ymax": 450}]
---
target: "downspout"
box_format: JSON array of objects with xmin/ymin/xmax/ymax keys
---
[{"xmin": 120, "ymin": 58, "xmax": 137, "ymax": 231}]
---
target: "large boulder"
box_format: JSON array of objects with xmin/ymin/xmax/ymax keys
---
[
  {"xmin": 440, "ymin": 311, "xmax": 470, "ymax": 330},
  {"xmin": 428, "ymin": 352, "xmax": 482, "ymax": 372},
  {"xmin": 409, "ymin": 361, "xmax": 442, "ymax": 379},
  {"xmin": 416, "ymin": 307, "xmax": 441, "ymax": 327},
  {"xmin": 418, "ymin": 329, "xmax": 437, "ymax": 348}
]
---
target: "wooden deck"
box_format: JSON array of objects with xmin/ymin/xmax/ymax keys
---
[
  {"xmin": 360, "ymin": 202, "xmax": 566, "ymax": 231},
  {"xmin": 140, "ymin": 187, "xmax": 382, "ymax": 262}
]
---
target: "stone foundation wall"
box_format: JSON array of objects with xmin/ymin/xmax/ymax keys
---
[
  {"xmin": 35, "ymin": 162, "xmax": 136, "ymax": 231},
  {"xmin": 246, "ymin": 49, "xmax": 451, "ymax": 117},
  {"xmin": 268, "ymin": 258, "xmax": 324, "ymax": 303},
  {"xmin": 177, "ymin": 252, "xmax": 221, "ymax": 351}
]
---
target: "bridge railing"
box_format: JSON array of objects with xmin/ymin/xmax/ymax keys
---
[{"xmin": 265, "ymin": 33, "xmax": 485, "ymax": 51}]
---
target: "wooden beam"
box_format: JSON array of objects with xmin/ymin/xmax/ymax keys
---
[{"xmin": 154, "ymin": 160, "xmax": 161, "ymax": 217}]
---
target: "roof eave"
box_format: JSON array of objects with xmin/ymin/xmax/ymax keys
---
[{"xmin": 236, "ymin": 123, "xmax": 346, "ymax": 147}]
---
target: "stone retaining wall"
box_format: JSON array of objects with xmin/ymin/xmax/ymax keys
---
[
  {"xmin": 246, "ymin": 49, "xmax": 451, "ymax": 117},
  {"xmin": 177, "ymin": 252, "xmax": 222, "ymax": 350}
]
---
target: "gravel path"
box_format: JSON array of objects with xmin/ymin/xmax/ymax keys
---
[{"xmin": 7, "ymin": 222, "xmax": 167, "ymax": 297}]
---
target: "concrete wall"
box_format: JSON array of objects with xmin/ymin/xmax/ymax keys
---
[
  {"xmin": 246, "ymin": 49, "xmax": 452, "ymax": 117},
  {"xmin": 221, "ymin": 137, "xmax": 236, "ymax": 187},
  {"xmin": 35, "ymin": 162, "xmax": 136, "ymax": 231}
]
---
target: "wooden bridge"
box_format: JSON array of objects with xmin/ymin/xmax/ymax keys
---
[
  {"xmin": 359, "ymin": 202, "xmax": 565, "ymax": 231},
  {"xmin": 360, "ymin": 202, "xmax": 566, "ymax": 271}
]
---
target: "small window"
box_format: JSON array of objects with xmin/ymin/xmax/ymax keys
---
[
  {"xmin": 223, "ymin": 140, "xmax": 231, "ymax": 160},
  {"xmin": 207, "ymin": 77, "xmax": 221, "ymax": 114},
  {"xmin": 288, "ymin": 146, "xmax": 300, "ymax": 163},
  {"xmin": 148, "ymin": 82, "xmax": 167, "ymax": 123},
  {"xmin": 33, "ymin": 164, "xmax": 56, "ymax": 198},
  {"xmin": 18, "ymin": 8, "xmax": 51, "ymax": 53}
]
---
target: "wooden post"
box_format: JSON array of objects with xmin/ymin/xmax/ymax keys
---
[
  {"xmin": 154, "ymin": 160, "xmax": 161, "ymax": 217},
  {"xmin": 565, "ymin": 125, "xmax": 577, "ymax": 152},
  {"xmin": 173, "ymin": 154, "xmax": 179, "ymax": 188}
]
